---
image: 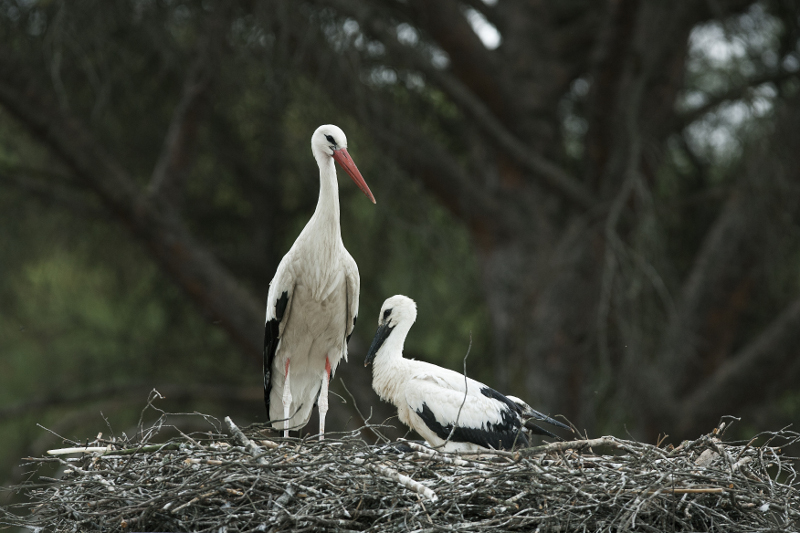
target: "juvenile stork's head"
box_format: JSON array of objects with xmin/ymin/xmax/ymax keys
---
[
  {"xmin": 312, "ymin": 124, "xmax": 376, "ymax": 204},
  {"xmin": 364, "ymin": 295, "xmax": 417, "ymax": 367}
]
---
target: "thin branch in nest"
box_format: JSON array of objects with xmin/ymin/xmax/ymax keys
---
[
  {"xmin": 441, "ymin": 333, "xmax": 473, "ymax": 449},
  {"xmin": 340, "ymin": 377, "xmax": 391, "ymax": 444}
]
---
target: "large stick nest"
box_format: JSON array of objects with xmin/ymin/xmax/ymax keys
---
[{"xmin": 2, "ymin": 410, "xmax": 799, "ymax": 532}]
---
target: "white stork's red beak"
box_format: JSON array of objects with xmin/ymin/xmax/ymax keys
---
[{"xmin": 332, "ymin": 148, "xmax": 376, "ymax": 204}]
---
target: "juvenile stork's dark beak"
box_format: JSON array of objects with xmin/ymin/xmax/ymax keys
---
[{"xmin": 364, "ymin": 322, "xmax": 394, "ymax": 367}]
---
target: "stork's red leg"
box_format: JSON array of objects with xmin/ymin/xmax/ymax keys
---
[
  {"xmin": 318, "ymin": 357, "xmax": 331, "ymax": 441},
  {"xmin": 282, "ymin": 359, "xmax": 292, "ymax": 438}
]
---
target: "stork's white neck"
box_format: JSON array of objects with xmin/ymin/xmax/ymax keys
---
[
  {"xmin": 310, "ymin": 150, "xmax": 341, "ymax": 238},
  {"xmin": 371, "ymin": 322, "xmax": 414, "ymax": 404}
]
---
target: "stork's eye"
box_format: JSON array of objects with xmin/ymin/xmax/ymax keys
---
[
  {"xmin": 383, "ymin": 309, "xmax": 392, "ymax": 320},
  {"xmin": 325, "ymin": 134, "xmax": 335, "ymax": 145}
]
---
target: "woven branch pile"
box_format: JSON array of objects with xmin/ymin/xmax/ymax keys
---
[{"xmin": 2, "ymin": 413, "xmax": 799, "ymax": 532}]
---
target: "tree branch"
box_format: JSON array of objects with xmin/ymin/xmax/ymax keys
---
[
  {"xmin": 405, "ymin": 0, "xmax": 501, "ymax": 106},
  {"xmin": 0, "ymin": 166, "xmax": 106, "ymax": 217},
  {"xmin": 365, "ymin": 105, "xmax": 515, "ymax": 235},
  {"xmin": 648, "ymin": 94, "xmax": 800, "ymax": 434},
  {"xmin": 323, "ymin": 0, "xmax": 596, "ymax": 210},
  {"xmin": 678, "ymin": 297, "xmax": 800, "ymax": 435},
  {"xmin": 0, "ymin": 51, "xmax": 263, "ymax": 365},
  {"xmin": 677, "ymin": 70, "xmax": 798, "ymax": 131},
  {"xmin": 646, "ymin": 191, "xmax": 756, "ymax": 424},
  {"xmin": 423, "ymin": 62, "xmax": 596, "ymax": 210},
  {"xmin": 583, "ymin": 0, "xmax": 640, "ymax": 191},
  {"xmin": 147, "ymin": 53, "xmax": 209, "ymax": 204}
]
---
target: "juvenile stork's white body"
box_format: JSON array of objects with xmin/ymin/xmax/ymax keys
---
[
  {"xmin": 365, "ymin": 295, "xmax": 571, "ymax": 452},
  {"xmin": 264, "ymin": 125, "xmax": 375, "ymax": 438}
]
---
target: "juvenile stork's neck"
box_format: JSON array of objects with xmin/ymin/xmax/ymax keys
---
[
  {"xmin": 371, "ymin": 325, "xmax": 413, "ymax": 403},
  {"xmin": 311, "ymin": 154, "xmax": 342, "ymax": 240}
]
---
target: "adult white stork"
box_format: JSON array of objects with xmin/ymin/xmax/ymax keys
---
[
  {"xmin": 264, "ymin": 124, "xmax": 375, "ymax": 439},
  {"xmin": 365, "ymin": 295, "xmax": 571, "ymax": 452}
]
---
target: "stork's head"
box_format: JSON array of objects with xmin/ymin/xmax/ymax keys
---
[
  {"xmin": 364, "ymin": 295, "xmax": 417, "ymax": 366},
  {"xmin": 312, "ymin": 124, "xmax": 376, "ymax": 204}
]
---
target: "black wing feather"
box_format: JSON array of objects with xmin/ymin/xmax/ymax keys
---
[
  {"xmin": 481, "ymin": 387, "xmax": 568, "ymax": 439},
  {"xmin": 264, "ymin": 291, "xmax": 289, "ymax": 416},
  {"xmin": 415, "ymin": 402, "xmax": 528, "ymax": 450},
  {"xmin": 346, "ymin": 316, "xmax": 356, "ymax": 344},
  {"xmin": 480, "ymin": 386, "xmax": 524, "ymax": 413}
]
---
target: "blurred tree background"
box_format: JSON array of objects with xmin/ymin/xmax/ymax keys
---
[{"xmin": 1, "ymin": 0, "xmax": 800, "ymax": 490}]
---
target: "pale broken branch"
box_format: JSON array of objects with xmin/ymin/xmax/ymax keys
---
[
  {"xmin": 47, "ymin": 446, "xmax": 111, "ymax": 456},
  {"xmin": 353, "ymin": 458, "xmax": 439, "ymax": 502},
  {"xmin": 224, "ymin": 416, "xmax": 276, "ymax": 465}
]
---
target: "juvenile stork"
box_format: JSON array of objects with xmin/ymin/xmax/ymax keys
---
[
  {"xmin": 264, "ymin": 124, "xmax": 375, "ymax": 439},
  {"xmin": 365, "ymin": 295, "xmax": 571, "ymax": 452}
]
